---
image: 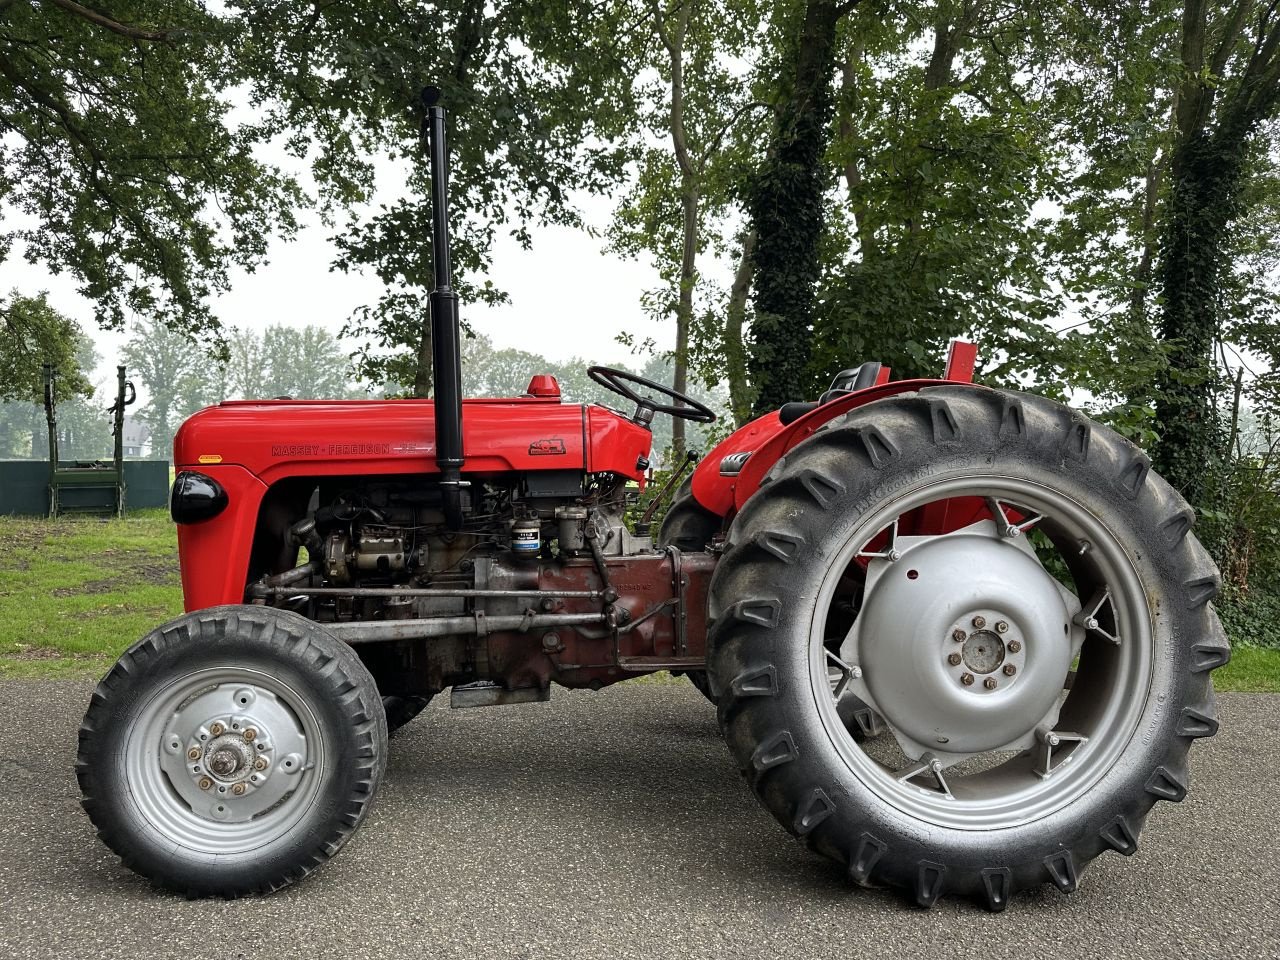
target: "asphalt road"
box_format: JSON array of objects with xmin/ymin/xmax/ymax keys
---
[{"xmin": 0, "ymin": 679, "xmax": 1276, "ymax": 960}]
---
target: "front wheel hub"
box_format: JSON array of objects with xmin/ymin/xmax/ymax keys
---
[{"xmin": 846, "ymin": 521, "xmax": 1081, "ymax": 757}]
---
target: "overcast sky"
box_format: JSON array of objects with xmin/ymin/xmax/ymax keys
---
[{"xmin": 4, "ymin": 178, "xmax": 661, "ymax": 396}]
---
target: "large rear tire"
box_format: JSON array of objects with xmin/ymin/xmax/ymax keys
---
[
  {"xmin": 77, "ymin": 606, "xmax": 388, "ymax": 897},
  {"xmin": 708, "ymin": 386, "xmax": 1227, "ymax": 909}
]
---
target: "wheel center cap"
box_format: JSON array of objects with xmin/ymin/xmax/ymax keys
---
[
  {"xmin": 203, "ymin": 734, "xmax": 255, "ymax": 782},
  {"xmin": 208, "ymin": 749, "xmax": 240, "ymax": 777},
  {"xmin": 962, "ymin": 630, "xmax": 1005, "ymax": 674}
]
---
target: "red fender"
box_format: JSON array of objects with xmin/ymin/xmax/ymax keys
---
[{"xmin": 692, "ymin": 340, "xmax": 982, "ymax": 517}]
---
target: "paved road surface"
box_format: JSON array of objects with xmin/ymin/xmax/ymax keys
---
[{"xmin": 0, "ymin": 680, "xmax": 1276, "ymax": 960}]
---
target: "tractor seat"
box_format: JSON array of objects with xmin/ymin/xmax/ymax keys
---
[{"xmin": 778, "ymin": 362, "xmax": 882, "ymax": 425}]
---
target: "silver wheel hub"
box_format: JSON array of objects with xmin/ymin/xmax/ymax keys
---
[
  {"xmin": 157, "ymin": 682, "xmax": 310, "ymax": 824},
  {"xmin": 843, "ymin": 520, "xmax": 1083, "ymax": 759}
]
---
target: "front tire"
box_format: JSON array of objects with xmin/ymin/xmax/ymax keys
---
[
  {"xmin": 709, "ymin": 386, "xmax": 1227, "ymax": 908},
  {"xmin": 77, "ymin": 606, "xmax": 388, "ymax": 897}
]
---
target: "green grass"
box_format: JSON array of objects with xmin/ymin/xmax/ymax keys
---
[
  {"xmin": 1213, "ymin": 646, "xmax": 1280, "ymax": 692},
  {"xmin": 0, "ymin": 509, "xmax": 183, "ymax": 679},
  {"xmin": 0, "ymin": 512, "xmax": 1276, "ymax": 691}
]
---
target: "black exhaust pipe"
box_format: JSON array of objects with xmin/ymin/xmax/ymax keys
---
[{"xmin": 421, "ymin": 86, "xmax": 465, "ymax": 529}]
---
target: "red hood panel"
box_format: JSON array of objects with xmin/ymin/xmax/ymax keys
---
[{"xmin": 174, "ymin": 397, "xmax": 652, "ymax": 484}]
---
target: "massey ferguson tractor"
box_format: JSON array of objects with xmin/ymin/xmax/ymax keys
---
[{"xmin": 77, "ymin": 94, "xmax": 1228, "ymax": 910}]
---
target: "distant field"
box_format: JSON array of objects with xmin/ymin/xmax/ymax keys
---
[{"xmin": 0, "ymin": 513, "xmax": 1275, "ymax": 691}]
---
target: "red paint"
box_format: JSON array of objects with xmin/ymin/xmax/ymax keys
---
[
  {"xmin": 174, "ymin": 464, "xmax": 268, "ymax": 611},
  {"xmin": 944, "ymin": 338, "xmax": 977, "ymax": 383},
  {"xmin": 172, "ymin": 392, "xmax": 653, "ymax": 611},
  {"xmin": 524, "ymin": 374, "xmax": 561, "ymax": 397}
]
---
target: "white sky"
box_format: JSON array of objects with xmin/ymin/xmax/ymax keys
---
[{"xmin": 2, "ymin": 186, "xmax": 660, "ymax": 397}]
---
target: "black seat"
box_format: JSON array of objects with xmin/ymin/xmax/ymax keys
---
[{"xmin": 778, "ymin": 362, "xmax": 882, "ymax": 425}]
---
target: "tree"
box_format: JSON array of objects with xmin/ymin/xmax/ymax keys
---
[
  {"xmin": 304, "ymin": 2, "xmax": 638, "ymax": 394},
  {"xmin": 608, "ymin": 0, "xmax": 765, "ymax": 452},
  {"xmin": 1151, "ymin": 0, "xmax": 1280, "ymax": 499},
  {"xmin": 816, "ymin": 3, "xmax": 1069, "ymax": 392},
  {"xmin": 2, "ymin": 0, "xmax": 638, "ymax": 397},
  {"xmin": 0, "ymin": 297, "xmax": 101, "ymax": 458},
  {"xmin": 747, "ymin": 0, "xmax": 858, "ymax": 414},
  {"xmin": 121, "ymin": 318, "xmax": 203, "ymax": 459},
  {"xmin": 259, "ymin": 325, "xmax": 355, "ymax": 399},
  {"xmin": 0, "ymin": 290, "xmax": 91, "ymax": 404},
  {"xmin": 0, "ymin": 0, "xmax": 303, "ymax": 338}
]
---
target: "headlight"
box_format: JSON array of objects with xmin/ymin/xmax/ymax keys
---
[{"xmin": 170, "ymin": 471, "xmax": 228, "ymax": 524}]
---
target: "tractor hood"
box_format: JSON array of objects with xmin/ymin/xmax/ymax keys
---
[{"xmin": 173, "ymin": 395, "xmax": 653, "ymax": 487}]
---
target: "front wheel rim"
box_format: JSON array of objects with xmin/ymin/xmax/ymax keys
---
[
  {"xmin": 124, "ymin": 666, "xmax": 326, "ymax": 855},
  {"xmin": 808, "ymin": 475, "xmax": 1154, "ymax": 831}
]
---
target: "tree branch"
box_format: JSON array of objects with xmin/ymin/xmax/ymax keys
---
[{"xmin": 44, "ymin": 0, "xmax": 182, "ymax": 42}]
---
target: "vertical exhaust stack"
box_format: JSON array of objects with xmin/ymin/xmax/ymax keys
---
[{"xmin": 421, "ymin": 86, "xmax": 465, "ymax": 529}]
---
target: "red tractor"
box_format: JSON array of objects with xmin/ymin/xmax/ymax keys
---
[{"xmin": 77, "ymin": 95, "xmax": 1227, "ymax": 909}]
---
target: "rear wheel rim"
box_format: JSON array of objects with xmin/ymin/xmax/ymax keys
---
[
  {"xmin": 807, "ymin": 475, "xmax": 1153, "ymax": 831},
  {"xmin": 125, "ymin": 666, "xmax": 326, "ymax": 855}
]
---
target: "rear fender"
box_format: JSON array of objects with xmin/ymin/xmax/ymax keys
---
[{"xmin": 693, "ymin": 378, "xmax": 995, "ymax": 517}]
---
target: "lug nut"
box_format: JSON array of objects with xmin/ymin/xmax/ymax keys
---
[
  {"xmin": 198, "ymin": 777, "xmax": 213, "ymax": 791},
  {"xmin": 995, "ymin": 620, "xmax": 1009, "ymax": 634},
  {"xmin": 947, "ymin": 653, "xmax": 962, "ymax": 666},
  {"xmin": 1007, "ymin": 640, "xmax": 1022, "ymax": 653},
  {"xmin": 231, "ymin": 783, "xmax": 246, "ymax": 796},
  {"xmin": 254, "ymin": 757, "xmax": 267, "ymax": 771},
  {"xmin": 972, "ymin": 616, "xmax": 986, "ymax": 629},
  {"xmin": 952, "ymin": 629, "xmax": 967, "ymax": 642},
  {"xmin": 187, "ymin": 747, "xmax": 201, "ymax": 761},
  {"xmin": 960, "ymin": 673, "xmax": 975, "ymax": 686},
  {"xmin": 209, "ymin": 722, "xmax": 225, "ymax": 736},
  {"xmin": 243, "ymin": 728, "xmax": 257, "ymax": 742},
  {"xmin": 984, "ymin": 677, "xmax": 998, "ymax": 690},
  {"xmin": 1003, "ymin": 664, "xmax": 1017, "ymax": 676}
]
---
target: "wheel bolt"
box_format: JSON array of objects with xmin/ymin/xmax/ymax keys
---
[
  {"xmin": 984, "ymin": 677, "xmax": 998, "ymax": 690},
  {"xmin": 243, "ymin": 728, "xmax": 257, "ymax": 742},
  {"xmin": 995, "ymin": 620, "xmax": 1009, "ymax": 634},
  {"xmin": 209, "ymin": 722, "xmax": 225, "ymax": 736},
  {"xmin": 1003, "ymin": 664, "xmax": 1017, "ymax": 676},
  {"xmin": 952, "ymin": 629, "xmax": 967, "ymax": 642},
  {"xmin": 947, "ymin": 653, "xmax": 962, "ymax": 666},
  {"xmin": 231, "ymin": 783, "xmax": 246, "ymax": 796},
  {"xmin": 254, "ymin": 757, "xmax": 267, "ymax": 771},
  {"xmin": 972, "ymin": 616, "xmax": 986, "ymax": 629},
  {"xmin": 198, "ymin": 777, "xmax": 213, "ymax": 791},
  {"xmin": 960, "ymin": 673, "xmax": 974, "ymax": 686},
  {"xmin": 187, "ymin": 747, "xmax": 201, "ymax": 761},
  {"xmin": 1007, "ymin": 640, "xmax": 1022, "ymax": 653}
]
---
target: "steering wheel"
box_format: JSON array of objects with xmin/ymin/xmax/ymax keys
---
[{"xmin": 587, "ymin": 366, "xmax": 717, "ymax": 425}]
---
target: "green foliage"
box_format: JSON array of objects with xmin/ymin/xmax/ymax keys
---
[
  {"xmin": 304, "ymin": 1, "xmax": 637, "ymax": 391},
  {"xmin": 0, "ymin": 292, "xmax": 105, "ymax": 459},
  {"xmin": 456, "ymin": 333, "xmax": 726, "ymax": 462},
  {"xmin": 122, "ymin": 319, "xmax": 358, "ymax": 457},
  {"xmin": 0, "ymin": 1, "xmax": 303, "ymax": 338},
  {"xmin": 0, "ymin": 291, "xmax": 91, "ymax": 404},
  {"xmin": 1216, "ymin": 590, "xmax": 1280, "ymax": 650},
  {"xmin": 747, "ymin": 0, "xmax": 846, "ymax": 414}
]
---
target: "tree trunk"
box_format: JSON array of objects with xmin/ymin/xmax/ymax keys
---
[
  {"xmin": 725, "ymin": 230, "xmax": 756, "ymax": 426},
  {"xmin": 747, "ymin": 0, "xmax": 844, "ymax": 416},
  {"xmin": 1151, "ymin": 3, "xmax": 1280, "ymax": 499},
  {"xmin": 649, "ymin": 0, "xmax": 698, "ymax": 458},
  {"xmin": 1151, "ymin": 127, "xmax": 1245, "ymax": 498},
  {"xmin": 673, "ymin": 172, "xmax": 697, "ymax": 459},
  {"xmin": 413, "ymin": 310, "xmax": 433, "ymax": 398}
]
